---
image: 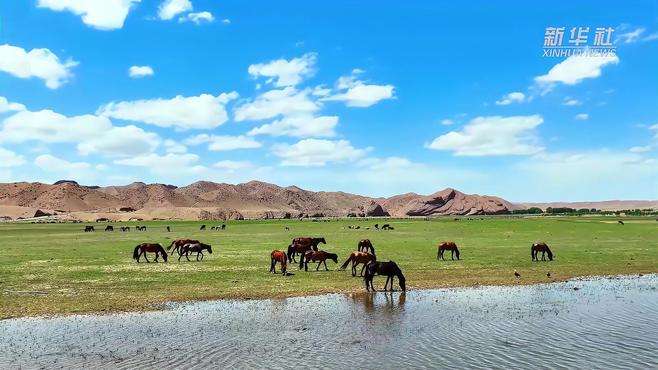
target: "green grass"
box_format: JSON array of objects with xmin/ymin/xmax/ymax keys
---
[{"xmin": 1, "ymin": 217, "xmax": 656, "ymax": 318}]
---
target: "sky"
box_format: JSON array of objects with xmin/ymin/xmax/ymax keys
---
[{"xmin": 0, "ymin": 0, "xmax": 657, "ymax": 202}]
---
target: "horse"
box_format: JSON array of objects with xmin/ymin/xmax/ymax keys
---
[
  {"xmin": 168, "ymin": 239, "xmax": 200, "ymax": 256},
  {"xmin": 84, "ymin": 226, "xmax": 94, "ymax": 232},
  {"xmin": 136, "ymin": 226, "xmax": 146, "ymax": 231},
  {"xmin": 200, "ymin": 225, "xmax": 206, "ymax": 231},
  {"xmin": 270, "ymin": 250, "xmax": 287, "ymax": 275},
  {"xmin": 437, "ymin": 241, "xmax": 460, "ymax": 261},
  {"xmin": 531, "ymin": 242, "xmax": 554, "ymax": 261},
  {"xmin": 178, "ymin": 242, "xmax": 212, "ymax": 262},
  {"xmin": 166, "ymin": 226, "xmax": 171, "ymax": 232},
  {"xmin": 302, "ymin": 250, "xmax": 338, "ymax": 271},
  {"xmin": 364, "ymin": 261, "xmax": 406, "ymax": 292},
  {"xmin": 339, "ymin": 251, "xmax": 376, "ymax": 277},
  {"xmin": 221, "ymin": 224, "xmax": 226, "ymax": 230},
  {"xmin": 287, "ymin": 237, "xmax": 326, "ymax": 264},
  {"xmin": 618, "ymin": 220, "xmax": 625, "ymax": 225},
  {"xmin": 381, "ymin": 224, "xmax": 393, "ymax": 230},
  {"xmin": 358, "ymin": 239, "xmax": 376, "ymax": 255},
  {"xmin": 105, "ymin": 225, "xmax": 114, "ymax": 232},
  {"xmin": 133, "ymin": 243, "xmax": 168, "ymax": 263},
  {"xmin": 374, "ymin": 224, "xmax": 379, "ymax": 230}
]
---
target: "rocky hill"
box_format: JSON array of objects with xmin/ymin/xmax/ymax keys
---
[{"xmin": 0, "ymin": 180, "xmax": 523, "ymax": 220}]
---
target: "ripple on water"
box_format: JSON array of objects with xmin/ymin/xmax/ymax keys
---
[{"xmin": 1, "ymin": 275, "xmax": 657, "ymax": 369}]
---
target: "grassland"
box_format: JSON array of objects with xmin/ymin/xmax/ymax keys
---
[{"xmin": 1, "ymin": 216, "xmax": 657, "ymax": 319}]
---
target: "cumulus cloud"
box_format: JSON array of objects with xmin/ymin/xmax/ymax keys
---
[
  {"xmin": 322, "ymin": 71, "xmax": 395, "ymax": 107},
  {"xmin": 185, "ymin": 134, "xmax": 261, "ymax": 151},
  {"xmin": 272, "ymin": 139, "xmax": 370, "ymax": 166},
  {"xmin": 562, "ymin": 98, "xmax": 581, "ymax": 106},
  {"xmin": 248, "ymin": 53, "xmax": 317, "ymax": 87},
  {"xmin": 0, "ymin": 147, "xmax": 25, "ymax": 167},
  {"xmin": 495, "ymin": 92, "xmax": 526, "ymax": 105},
  {"xmin": 0, "ymin": 109, "xmax": 160, "ymax": 157},
  {"xmin": 158, "ymin": 0, "xmax": 192, "ymax": 20},
  {"xmin": 0, "ymin": 44, "xmax": 78, "ymax": 89},
  {"xmin": 179, "ymin": 11, "xmax": 214, "ymax": 24},
  {"xmin": 37, "ymin": 0, "xmax": 140, "ymax": 30},
  {"xmin": 574, "ymin": 113, "xmax": 589, "ymax": 121},
  {"xmin": 213, "ymin": 160, "xmax": 253, "ymax": 171},
  {"xmin": 128, "ymin": 65, "xmax": 154, "ymax": 78},
  {"xmin": 35, "ymin": 154, "xmax": 90, "ymax": 172},
  {"xmin": 535, "ymin": 54, "xmax": 619, "ymax": 87},
  {"xmin": 427, "ymin": 115, "xmax": 544, "ymax": 156},
  {"xmin": 164, "ymin": 139, "xmax": 187, "ymax": 153},
  {"xmin": 248, "ymin": 115, "xmax": 338, "ymax": 138},
  {"xmin": 98, "ymin": 92, "xmax": 238, "ymax": 130},
  {"xmin": 234, "ymin": 87, "xmax": 318, "ymax": 122},
  {"xmin": 0, "ymin": 96, "xmax": 26, "ymax": 113}
]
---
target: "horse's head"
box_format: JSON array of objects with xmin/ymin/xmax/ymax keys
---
[
  {"xmin": 329, "ymin": 253, "xmax": 338, "ymax": 263},
  {"xmin": 398, "ymin": 272, "xmax": 406, "ymax": 291},
  {"xmin": 319, "ymin": 237, "xmax": 326, "ymax": 244},
  {"xmin": 205, "ymin": 244, "xmax": 212, "ymax": 254}
]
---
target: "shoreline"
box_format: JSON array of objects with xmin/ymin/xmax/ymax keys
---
[{"xmin": 3, "ymin": 272, "xmax": 654, "ymax": 321}]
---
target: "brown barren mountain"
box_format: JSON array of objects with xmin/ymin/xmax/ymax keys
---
[{"xmin": 0, "ymin": 180, "xmax": 653, "ymax": 221}]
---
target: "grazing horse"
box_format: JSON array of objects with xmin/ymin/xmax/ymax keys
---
[
  {"xmin": 105, "ymin": 225, "xmax": 114, "ymax": 232},
  {"xmin": 618, "ymin": 220, "xmax": 625, "ymax": 225},
  {"xmin": 166, "ymin": 226, "xmax": 171, "ymax": 232},
  {"xmin": 339, "ymin": 251, "xmax": 376, "ymax": 277},
  {"xmin": 302, "ymin": 250, "xmax": 338, "ymax": 271},
  {"xmin": 168, "ymin": 239, "xmax": 200, "ymax": 256},
  {"xmin": 364, "ymin": 261, "xmax": 406, "ymax": 292},
  {"xmin": 287, "ymin": 237, "xmax": 326, "ymax": 264},
  {"xmin": 437, "ymin": 241, "xmax": 460, "ymax": 261},
  {"xmin": 136, "ymin": 226, "xmax": 147, "ymax": 231},
  {"xmin": 133, "ymin": 243, "xmax": 168, "ymax": 263},
  {"xmin": 84, "ymin": 226, "xmax": 94, "ymax": 232},
  {"xmin": 531, "ymin": 242, "xmax": 554, "ymax": 261},
  {"xmin": 178, "ymin": 242, "xmax": 212, "ymax": 262},
  {"xmin": 270, "ymin": 250, "xmax": 287, "ymax": 275},
  {"xmin": 381, "ymin": 224, "xmax": 393, "ymax": 230},
  {"xmin": 200, "ymin": 225, "xmax": 206, "ymax": 231},
  {"xmin": 358, "ymin": 239, "xmax": 376, "ymax": 256}
]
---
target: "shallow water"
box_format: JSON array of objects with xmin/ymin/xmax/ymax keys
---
[{"xmin": 1, "ymin": 275, "xmax": 657, "ymax": 369}]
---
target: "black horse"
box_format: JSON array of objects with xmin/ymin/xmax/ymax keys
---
[
  {"xmin": 364, "ymin": 261, "xmax": 406, "ymax": 292},
  {"xmin": 178, "ymin": 242, "xmax": 213, "ymax": 261}
]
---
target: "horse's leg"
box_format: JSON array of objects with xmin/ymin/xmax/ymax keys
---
[
  {"xmin": 316, "ymin": 261, "xmax": 321, "ymax": 271},
  {"xmin": 178, "ymin": 251, "xmax": 183, "ymax": 262},
  {"xmin": 136, "ymin": 249, "xmax": 141, "ymax": 263},
  {"xmin": 143, "ymin": 252, "xmax": 150, "ymax": 263},
  {"xmin": 197, "ymin": 252, "xmax": 203, "ymax": 261},
  {"xmin": 352, "ymin": 262, "xmax": 356, "ymax": 277},
  {"xmin": 359, "ymin": 264, "xmax": 366, "ymax": 277},
  {"xmin": 185, "ymin": 251, "xmax": 190, "ymax": 262},
  {"xmin": 270, "ymin": 259, "xmax": 275, "ymax": 273},
  {"xmin": 541, "ymin": 251, "xmax": 546, "ymax": 261}
]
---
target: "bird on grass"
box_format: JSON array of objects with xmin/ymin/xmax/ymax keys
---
[{"xmin": 514, "ymin": 271, "xmax": 521, "ymax": 279}]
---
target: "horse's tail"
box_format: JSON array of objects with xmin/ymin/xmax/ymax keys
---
[
  {"xmin": 546, "ymin": 247, "xmax": 553, "ymax": 261},
  {"xmin": 133, "ymin": 244, "xmax": 141, "ymax": 260},
  {"xmin": 167, "ymin": 240, "xmax": 176, "ymax": 251},
  {"xmin": 531, "ymin": 244, "xmax": 535, "ymax": 258},
  {"xmin": 157, "ymin": 244, "xmax": 168, "ymax": 262},
  {"xmin": 286, "ymin": 244, "xmax": 293, "ymax": 262},
  {"xmin": 339, "ymin": 254, "xmax": 353, "ymax": 270}
]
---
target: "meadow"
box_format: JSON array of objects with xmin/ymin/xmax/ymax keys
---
[{"xmin": 1, "ymin": 216, "xmax": 656, "ymax": 319}]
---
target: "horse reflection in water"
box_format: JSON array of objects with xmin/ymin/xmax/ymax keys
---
[{"xmin": 350, "ymin": 291, "xmax": 406, "ymax": 314}]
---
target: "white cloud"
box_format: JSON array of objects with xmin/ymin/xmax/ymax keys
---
[
  {"xmin": 562, "ymin": 98, "xmax": 581, "ymax": 106},
  {"xmin": 0, "ymin": 96, "xmax": 26, "ymax": 113},
  {"xmin": 0, "ymin": 44, "xmax": 78, "ymax": 89},
  {"xmin": 630, "ymin": 145, "xmax": 653, "ymax": 153},
  {"xmin": 495, "ymin": 92, "xmax": 526, "ymax": 105},
  {"xmin": 427, "ymin": 115, "xmax": 544, "ymax": 156},
  {"xmin": 440, "ymin": 119, "xmax": 454, "ymax": 126},
  {"xmin": 98, "ymin": 92, "xmax": 238, "ymax": 130},
  {"xmin": 272, "ymin": 139, "xmax": 370, "ymax": 166},
  {"xmin": 37, "ymin": 0, "xmax": 140, "ymax": 30},
  {"xmin": 629, "ymin": 124, "xmax": 658, "ymax": 153},
  {"xmin": 115, "ymin": 152, "xmax": 206, "ymax": 176},
  {"xmin": 322, "ymin": 72, "xmax": 395, "ymax": 107},
  {"xmin": 222, "ymin": 19, "xmax": 231, "ymax": 25},
  {"xmin": 574, "ymin": 113, "xmax": 589, "ymax": 121},
  {"xmin": 0, "ymin": 109, "xmax": 160, "ymax": 157},
  {"xmin": 248, "ymin": 53, "xmax": 317, "ymax": 87},
  {"xmin": 185, "ymin": 134, "xmax": 261, "ymax": 151},
  {"xmin": 535, "ymin": 54, "xmax": 619, "ymax": 86},
  {"xmin": 213, "ymin": 160, "xmax": 253, "ymax": 171},
  {"xmin": 617, "ymin": 27, "xmax": 645, "ymax": 44},
  {"xmin": 234, "ymin": 87, "xmax": 318, "ymax": 121},
  {"xmin": 164, "ymin": 139, "xmax": 187, "ymax": 153},
  {"xmin": 248, "ymin": 115, "xmax": 338, "ymax": 138},
  {"xmin": 158, "ymin": 0, "xmax": 192, "ymax": 20},
  {"xmin": 35, "ymin": 154, "xmax": 90, "ymax": 172},
  {"xmin": 128, "ymin": 65, "xmax": 154, "ymax": 78},
  {"xmin": 0, "ymin": 147, "xmax": 25, "ymax": 167},
  {"xmin": 179, "ymin": 11, "xmax": 214, "ymax": 24}
]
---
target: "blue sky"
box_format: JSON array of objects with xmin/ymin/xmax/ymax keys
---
[{"xmin": 0, "ymin": 0, "xmax": 657, "ymax": 202}]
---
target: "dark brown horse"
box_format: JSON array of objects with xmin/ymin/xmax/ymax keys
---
[
  {"xmin": 270, "ymin": 250, "xmax": 287, "ymax": 275},
  {"xmin": 531, "ymin": 242, "xmax": 554, "ymax": 261},
  {"xmin": 364, "ymin": 261, "xmax": 406, "ymax": 292},
  {"xmin": 287, "ymin": 237, "xmax": 326, "ymax": 265},
  {"xmin": 358, "ymin": 239, "xmax": 376, "ymax": 255},
  {"xmin": 339, "ymin": 251, "xmax": 376, "ymax": 277},
  {"xmin": 302, "ymin": 250, "xmax": 338, "ymax": 271},
  {"xmin": 133, "ymin": 243, "xmax": 168, "ymax": 263},
  {"xmin": 168, "ymin": 239, "xmax": 200, "ymax": 256},
  {"xmin": 178, "ymin": 242, "xmax": 212, "ymax": 261},
  {"xmin": 437, "ymin": 241, "xmax": 460, "ymax": 260}
]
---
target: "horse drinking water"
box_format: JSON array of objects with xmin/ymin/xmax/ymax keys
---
[{"xmin": 364, "ymin": 261, "xmax": 406, "ymax": 292}]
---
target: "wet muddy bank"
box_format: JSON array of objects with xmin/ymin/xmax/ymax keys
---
[{"xmin": 1, "ymin": 274, "xmax": 657, "ymax": 369}]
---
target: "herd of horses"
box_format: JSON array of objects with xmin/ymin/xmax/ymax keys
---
[{"xmin": 132, "ymin": 239, "xmax": 213, "ymax": 263}]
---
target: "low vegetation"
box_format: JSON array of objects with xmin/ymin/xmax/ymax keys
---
[{"xmin": 1, "ymin": 217, "xmax": 656, "ymax": 318}]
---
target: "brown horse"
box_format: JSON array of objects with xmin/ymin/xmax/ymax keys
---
[
  {"xmin": 133, "ymin": 243, "xmax": 168, "ymax": 263},
  {"xmin": 358, "ymin": 239, "xmax": 376, "ymax": 255},
  {"xmin": 178, "ymin": 242, "xmax": 212, "ymax": 262},
  {"xmin": 437, "ymin": 241, "xmax": 460, "ymax": 260},
  {"xmin": 303, "ymin": 250, "xmax": 338, "ymax": 271},
  {"xmin": 168, "ymin": 239, "xmax": 200, "ymax": 256},
  {"xmin": 531, "ymin": 242, "xmax": 554, "ymax": 261},
  {"xmin": 270, "ymin": 250, "xmax": 287, "ymax": 274},
  {"xmin": 364, "ymin": 261, "xmax": 406, "ymax": 292},
  {"xmin": 287, "ymin": 237, "xmax": 326, "ymax": 265},
  {"xmin": 339, "ymin": 251, "xmax": 376, "ymax": 277}
]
